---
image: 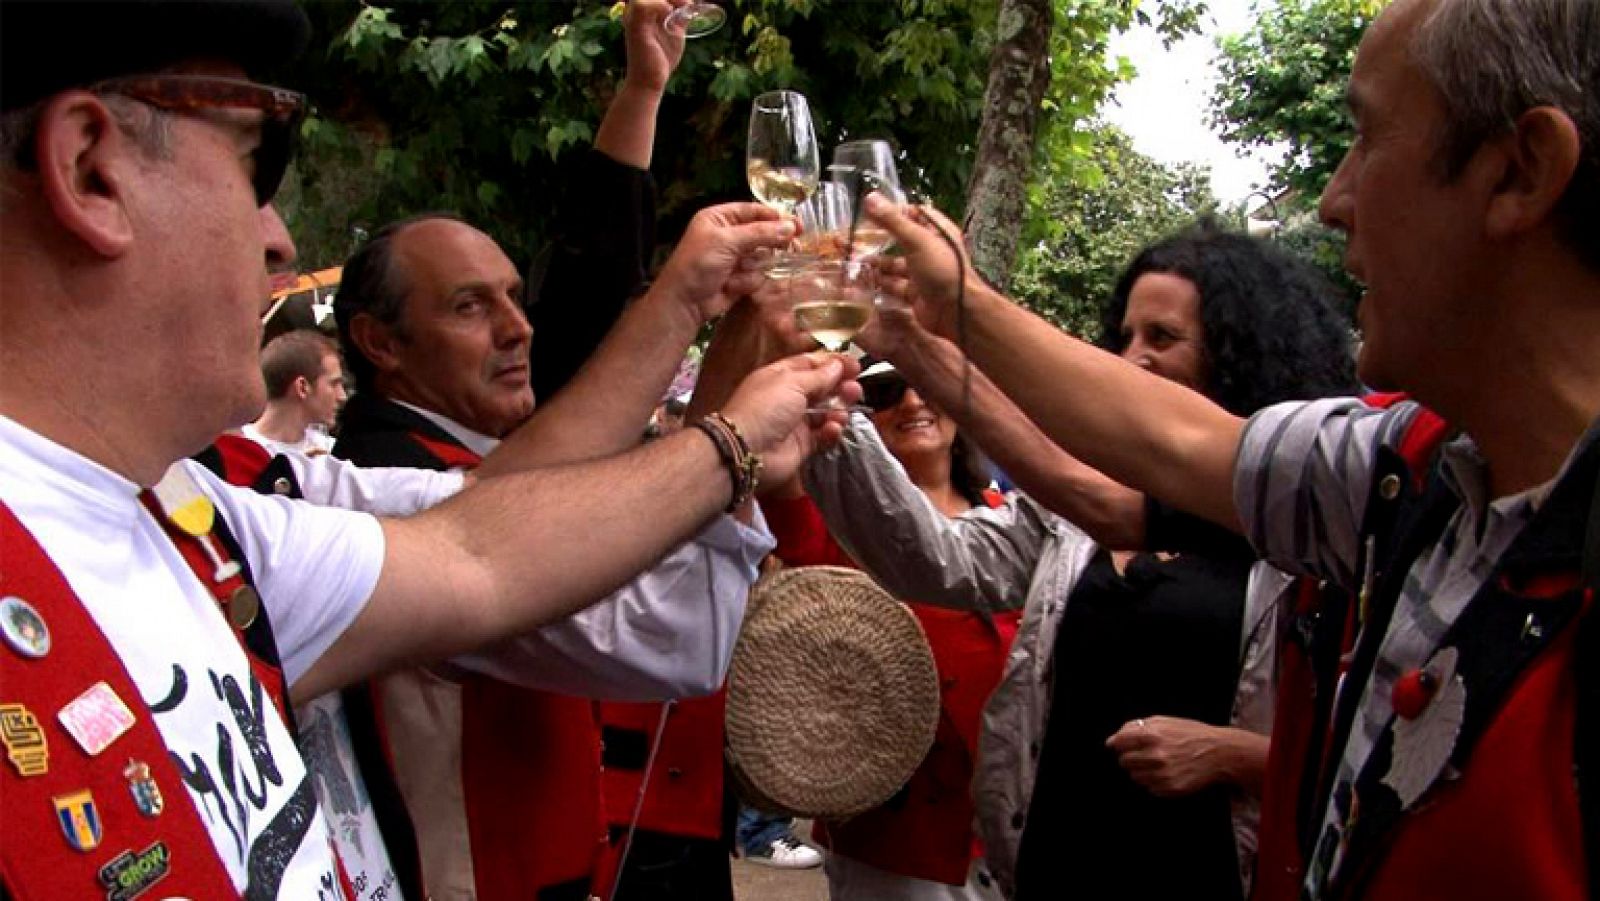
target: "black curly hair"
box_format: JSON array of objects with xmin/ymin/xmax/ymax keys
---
[{"xmin": 1098, "ymin": 222, "xmax": 1358, "ymax": 417}]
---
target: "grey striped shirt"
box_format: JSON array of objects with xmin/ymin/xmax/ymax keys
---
[{"xmin": 1234, "ymin": 397, "xmax": 1554, "ymax": 895}]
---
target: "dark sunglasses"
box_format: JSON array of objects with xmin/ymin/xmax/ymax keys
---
[
  {"xmin": 861, "ymin": 374, "xmax": 910, "ymax": 412},
  {"xmin": 92, "ymin": 75, "xmax": 308, "ymax": 207}
]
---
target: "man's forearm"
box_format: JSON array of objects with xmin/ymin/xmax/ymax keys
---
[
  {"xmin": 891, "ymin": 325, "xmax": 1148, "ymax": 548},
  {"xmin": 595, "ymin": 82, "xmax": 664, "ymax": 170},
  {"xmin": 297, "ymin": 425, "xmax": 736, "ymax": 700},
  {"xmin": 1211, "ymin": 727, "xmax": 1270, "ymax": 797},
  {"xmin": 932, "ymin": 280, "xmax": 1244, "ymax": 530}
]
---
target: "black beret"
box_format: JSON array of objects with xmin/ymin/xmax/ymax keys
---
[{"xmin": 1, "ymin": 0, "xmax": 311, "ymax": 111}]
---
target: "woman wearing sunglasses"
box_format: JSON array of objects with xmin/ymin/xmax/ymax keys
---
[
  {"xmin": 803, "ymin": 224, "xmax": 1357, "ymax": 900},
  {"xmin": 756, "ymin": 355, "xmax": 1019, "ymax": 901}
]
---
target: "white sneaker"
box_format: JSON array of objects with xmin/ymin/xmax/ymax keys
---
[{"xmin": 746, "ymin": 835, "xmax": 823, "ymax": 869}]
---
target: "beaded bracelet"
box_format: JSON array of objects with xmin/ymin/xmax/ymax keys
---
[{"xmin": 692, "ymin": 411, "xmax": 762, "ymax": 512}]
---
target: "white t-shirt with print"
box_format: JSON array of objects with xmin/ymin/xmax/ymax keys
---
[{"xmin": 0, "ymin": 415, "xmax": 383, "ymax": 899}]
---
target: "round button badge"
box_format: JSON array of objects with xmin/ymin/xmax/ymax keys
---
[{"xmin": 0, "ymin": 595, "xmax": 51, "ymax": 658}]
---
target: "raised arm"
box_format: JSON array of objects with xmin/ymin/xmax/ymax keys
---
[
  {"xmin": 526, "ymin": 0, "xmax": 686, "ymax": 400},
  {"xmin": 477, "ymin": 204, "xmax": 792, "ymax": 477},
  {"xmin": 802, "ymin": 414, "xmax": 1053, "ymax": 614},
  {"xmin": 295, "ymin": 351, "xmax": 859, "ymax": 700},
  {"xmin": 861, "ymin": 311, "xmax": 1148, "ymax": 548},
  {"xmin": 594, "ymin": 0, "xmax": 684, "ymax": 169},
  {"xmin": 869, "ymin": 197, "xmax": 1245, "ymax": 531}
]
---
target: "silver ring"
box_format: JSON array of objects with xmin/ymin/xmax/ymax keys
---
[{"xmin": 1136, "ymin": 718, "xmax": 1147, "ymax": 729}]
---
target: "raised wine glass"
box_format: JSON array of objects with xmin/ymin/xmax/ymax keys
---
[
  {"xmin": 789, "ymin": 259, "xmax": 877, "ymax": 353},
  {"xmin": 830, "ymin": 139, "xmax": 906, "ymax": 256},
  {"xmin": 663, "ymin": 2, "xmax": 726, "ymax": 38},
  {"xmin": 747, "ymin": 90, "xmax": 821, "ymax": 276}
]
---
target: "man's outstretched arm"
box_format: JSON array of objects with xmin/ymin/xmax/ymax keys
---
[
  {"xmin": 295, "ymin": 352, "xmax": 856, "ymax": 700},
  {"xmin": 868, "ymin": 197, "xmax": 1245, "ymax": 531},
  {"xmin": 863, "ymin": 315, "xmax": 1149, "ymax": 548}
]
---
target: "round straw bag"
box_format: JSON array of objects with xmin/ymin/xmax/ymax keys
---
[{"xmin": 725, "ymin": 565, "xmax": 940, "ymax": 818}]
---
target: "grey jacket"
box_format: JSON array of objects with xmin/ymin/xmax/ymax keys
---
[{"xmin": 804, "ymin": 414, "xmax": 1287, "ymax": 897}]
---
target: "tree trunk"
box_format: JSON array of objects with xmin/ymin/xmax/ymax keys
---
[{"xmin": 964, "ymin": 0, "xmax": 1053, "ymax": 289}]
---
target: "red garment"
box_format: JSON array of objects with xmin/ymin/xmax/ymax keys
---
[
  {"xmin": 0, "ymin": 504, "xmax": 248, "ymax": 901},
  {"xmin": 1357, "ymin": 604, "xmax": 1588, "ymax": 901},
  {"xmin": 759, "ymin": 491, "xmax": 1020, "ymax": 886},
  {"xmin": 592, "ymin": 692, "xmax": 728, "ymax": 898},
  {"xmin": 332, "ymin": 399, "xmax": 608, "ymax": 900},
  {"xmin": 1253, "ymin": 398, "xmax": 1593, "ymax": 899},
  {"xmin": 598, "ymin": 695, "xmax": 726, "ymax": 841}
]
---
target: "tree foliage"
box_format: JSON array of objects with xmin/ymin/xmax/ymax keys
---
[
  {"xmin": 1205, "ymin": 0, "xmax": 1378, "ymax": 312},
  {"xmin": 1011, "ymin": 122, "xmax": 1217, "ymax": 338},
  {"xmin": 279, "ymin": 0, "xmax": 1199, "ymax": 276},
  {"xmin": 281, "ymin": 0, "xmax": 1008, "ymax": 270},
  {"xmin": 1208, "ymin": 0, "xmax": 1378, "ymax": 198}
]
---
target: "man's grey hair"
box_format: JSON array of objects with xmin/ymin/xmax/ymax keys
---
[
  {"xmin": 1412, "ymin": 0, "xmax": 1600, "ymax": 269},
  {"xmin": 1, "ymin": 94, "xmax": 172, "ymax": 173}
]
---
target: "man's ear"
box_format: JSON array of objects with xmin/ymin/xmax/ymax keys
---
[
  {"xmin": 348, "ymin": 314, "xmax": 404, "ymax": 375},
  {"xmin": 33, "ymin": 92, "xmax": 140, "ymax": 258},
  {"xmin": 1484, "ymin": 106, "xmax": 1582, "ymax": 241},
  {"xmin": 293, "ymin": 375, "xmax": 312, "ymax": 401}
]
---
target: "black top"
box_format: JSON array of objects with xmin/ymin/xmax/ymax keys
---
[
  {"xmin": 524, "ymin": 149, "xmax": 657, "ymax": 402},
  {"xmin": 1014, "ymin": 509, "xmax": 1254, "ymax": 901}
]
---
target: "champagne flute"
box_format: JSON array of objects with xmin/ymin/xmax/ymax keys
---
[
  {"xmin": 830, "ymin": 139, "xmax": 906, "ymax": 255},
  {"xmin": 663, "ymin": 2, "xmax": 726, "ymax": 38}
]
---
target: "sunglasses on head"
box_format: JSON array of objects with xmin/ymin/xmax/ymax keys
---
[
  {"xmin": 92, "ymin": 74, "xmax": 308, "ymax": 207},
  {"xmin": 861, "ymin": 374, "xmax": 910, "ymax": 412}
]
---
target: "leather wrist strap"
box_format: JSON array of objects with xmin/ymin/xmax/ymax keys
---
[{"xmin": 692, "ymin": 412, "xmax": 761, "ymax": 513}]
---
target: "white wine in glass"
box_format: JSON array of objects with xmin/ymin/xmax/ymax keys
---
[
  {"xmin": 790, "ymin": 260, "xmax": 876, "ymax": 351},
  {"xmin": 747, "ymin": 91, "xmax": 820, "ymax": 217},
  {"xmin": 746, "ymin": 159, "xmax": 817, "ymax": 214},
  {"xmin": 793, "ymin": 300, "xmax": 873, "ymax": 351},
  {"xmin": 663, "ymin": 2, "xmax": 726, "ymax": 38}
]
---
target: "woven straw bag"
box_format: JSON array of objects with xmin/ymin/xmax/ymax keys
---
[{"xmin": 725, "ymin": 565, "xmax": 940, "ymax": 818}]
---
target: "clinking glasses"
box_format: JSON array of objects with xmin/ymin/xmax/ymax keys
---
[{"xmin": 92, "ymin": 74, "xmax": 308, "ymax": 207}]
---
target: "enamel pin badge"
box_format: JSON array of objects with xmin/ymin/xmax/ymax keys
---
[
  {"xmin": 0, "ymin": 702, "xmax": 49, "ymax": 776},
  {"xmin": 58, "ymin": 682, "xmax": 136, "ymax": 757}
]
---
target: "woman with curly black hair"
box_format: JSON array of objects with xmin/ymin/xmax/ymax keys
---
[
  {"xmin": 1098, "ymin": 223, "xmax": 1357, "ymax": 418},
  {"xmin": 804, "ymin": 222, "xmax": 1357, "ymax": 900}
]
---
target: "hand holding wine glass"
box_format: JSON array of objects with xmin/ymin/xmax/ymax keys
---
[
  {"xmin": 654, "ymin": 202, "xmax": 797, "ymax": 323},
  {"xmin": 623, "ymin": 0, "xmax": 689, "ymax": 93}
]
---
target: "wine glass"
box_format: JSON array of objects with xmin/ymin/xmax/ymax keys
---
[
  {"xmin": 664, "ymin": 2, "xmax": 726, "ymax": 38},
  {"xmin": 830, "ymin": 139, "xmax": 906, "ymax": 256},
  {"xmin": 748, "ymin": 91, "xmax": 820, "ymax": 215},
  {"xmin": 794, "ymin": 181, "xmax": 890, "ymax": 263},
  {"xmin": 788, "ymin": 259, "xmax": 877, "ymax": 352},
  {"xmin": 748, "ymin": 91, "xmax": 820, "ymax": 276}
]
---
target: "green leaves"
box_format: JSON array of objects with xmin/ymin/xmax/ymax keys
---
[
  {"xmin": 1210, "ymin": 0, "xmax": 1373, "ymax": 197},
  {"xmin": 545, "ymin": 120, "xmax": 594, "ymax": 158},
  {"xmin": 1013, "ymin": 124, "xmax": 1219, "ymax": 337},
  {"xmin": 283, "ymin": 0, "xmax": 1198, "ymax": 282}
]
